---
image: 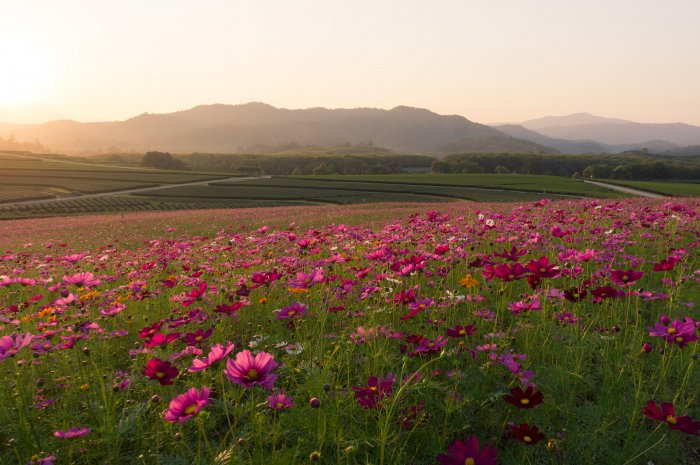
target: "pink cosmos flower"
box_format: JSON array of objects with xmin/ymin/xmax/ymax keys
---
[
  {"xmin": 0, "ymin": 332, "xmax": 32, "ymax": 362},
  {"xmin": 143, "ymin": 358, "xmax": 179, "ymax": 385},
  {"xmin": 164, "ymin": 386, "xmax": 210, "ymax": 423},
  {"xmin": 648, "ymin": 317, "xmax": 697, "ymax": 348},
  {"xmin": 610, "ymin": 269, "xmax": 644, "ymax": 286},
  {"xmin": 61, "ymin": 272, "xmax": 101, "ymax": 287},
  {"xmin": 435, "ymin": 435, "xmax": 498, "ymax": 465},
  {"xmin": 54, "ymin": 427, "xmax": 90, "ymax": 438},
  {"xmin": 224, "ymin": 350, "xmax": 279, "ymax": 389},
  {"xmin": 188, "ymin": 342, "xmax": 235, "ymax": 372},
  {"xmin": 276, "ymin": 302, "xmax": 308, "ymax": 320},
  {"xmin": 267, "ymin": 391, "xmax": 294, "ymax": 410},
  {"xmin": 181, "ymin": 282, "xmax": 207, "ymax": 307}
]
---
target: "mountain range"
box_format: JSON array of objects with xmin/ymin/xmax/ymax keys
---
[{"xmin": 1, "ymin": 105, "xmax": 699, "ymax": 156}]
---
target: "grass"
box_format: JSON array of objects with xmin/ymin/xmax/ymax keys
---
[{"xmin": 0, "ymin": 197, "xmax": 698, "ymax": 465}]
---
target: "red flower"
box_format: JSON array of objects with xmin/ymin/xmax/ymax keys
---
[
  {"xmin": 642, "ymin": 400, "xmax": 700, "ymax": 435},
  {"xmin": 181, "ymin": 282, "xmax": 207, "ymax": 307},
  {"xmin": 446, "ymin": 324, "xmax": 477, "ymax": 338},
  {"xmin": 143, "ymin": 358, "xmax": 179, "ymax": 385},
  {"xmin": 610, "ymin": 269, "xmax": 644, "ymax": 286},
  {"xmin": 352, "ymin": 373, "xmax": 395, "ymax": 409},
  {"xmin": 436, "ymin": 435, "xmax": 498, "ymax": 465},
  {"xmin": 504, "ymin": 386, "xmax": 543, "ymax": 409},
  {"xmin": 483, "ymin": 263, "xmax": 529, "ymax": 282},
  {"xmin": 509, "ymin": 423, "xmax": 545, "ymax": 445},
  {"xmin": 527, "ymin": 257, "xmax": 560, "ymax": 278}
]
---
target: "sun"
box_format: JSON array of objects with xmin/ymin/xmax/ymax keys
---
[{"xmin": 0, "ymin": 39, "xmax": 51, "ymax": 105}]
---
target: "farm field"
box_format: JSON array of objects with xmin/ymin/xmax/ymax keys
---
[
  {"xmin": 601, "ymin": 179, "xmax": 700, "ymax": 197},
  {"xmin": 0, "ymin": 197, "xmax": 698, "ymax": 465}
]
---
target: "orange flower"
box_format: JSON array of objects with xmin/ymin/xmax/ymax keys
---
[
  {"xmin": 287, "ymin": 287, "xmax": 310, "ymax": 294},
  {"xmin": 459, "ymin": 274, "xmax": 478, "ymax": 289}
]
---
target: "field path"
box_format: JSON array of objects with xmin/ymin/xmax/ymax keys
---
[
  {"xmin": 0, "ymin": 175, "xmax": 271, "ymax": 207},
  {"xmin": 583, "ymin": 180, "xmax": 667, "ymax": 198}
]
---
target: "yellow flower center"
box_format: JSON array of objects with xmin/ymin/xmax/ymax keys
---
[
  {"xmin": 520, "ymin": 398, "xmax": 530, "ymax": 405},
  {"xmin": 246, "ymin": 369, "xmax": 259, "ymax": 381},
  {"xmin": 508, "ymin": 274, "xmax": 515, "ymax": 279},
  {"xmin": 524, "ymin": 435, "xmax": 532, "ymax": 443},
  {"xmin": 464, "ymin": 458, "xmax": 475, "ymax": 465},
  {"xmin": 195, "ymin": 336, "xmax": 203, "ymax": 341},
  {"xmin": 667, "ymin": 328, "xmax": 677, "ymax": 334},
  {"xmin": 156, "ymin": 371, "xmax": 165, "ymax": 378},
  {"xmin": 184, "ymin": 404, "xmax": 197, "ymax": 415},
  {"xmin": 540, "ymin": 268, "xmax": 546, "ymax": 273},
  {"xmin": 666, "ymin": 415, "xmax": 677, "ymax": 425},
  {"xmin": 675, "ymin": 336, "xmax": 684, "ymax": 343},
  {"xmin": 459, "ymin": 329, "xmax": 466, "ymax": 335},
  {"xmin": 622, "ymin": 275, "xmax": 629, "ymax": 281},
  {"xmin": 276, "ymin": 402, "xmax": 285, "ymax": 408},
  {"xmin": 288, "ymin": 310, "xmax": 296, "ymax": 316}
]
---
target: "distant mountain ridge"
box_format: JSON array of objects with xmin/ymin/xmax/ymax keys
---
[
  {"xmin": 0, "ymin": 103, "xmax": 553, "ymax": 155},
  {"xmin": 518, "ymin": 113, "xmax": 700, "ymax": 147}
]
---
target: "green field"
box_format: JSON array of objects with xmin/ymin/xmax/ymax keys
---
[
  {"xmin": 602, "ymin": 179, "xmax": 700, "ymax": 196},
  {"xmin": 13, "ymin": 153, "xmax": 700, "ymax": 220},
  {"xmin": 301, "ymin": 173, "xmax": 626, "ymax": 197}
]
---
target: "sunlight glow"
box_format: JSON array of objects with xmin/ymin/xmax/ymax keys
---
[{"xmin": 0, "ymin": 39, "xmax": 51, "ymax": 105}]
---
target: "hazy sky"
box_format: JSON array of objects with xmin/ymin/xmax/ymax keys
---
[{"xmin": 2, "ymin": 0, "xmax": 699, "ymax": 124}]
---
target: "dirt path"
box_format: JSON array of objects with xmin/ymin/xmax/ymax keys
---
[{"xmin": 583, "ymin": 180, "xmax": 667, "ymax": 198}]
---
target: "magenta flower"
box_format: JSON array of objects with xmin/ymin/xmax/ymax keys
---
[
  {"xmin": 143, "ymin": 358, "xmax": 179, "ymax": 385},
  {"xmin": 0, "ymin": 332, "xmax": 32, "ymax": 362},
  {"xmin": 267, "ymin": 391, "xmax": 294, "ymax": 410},
  {"xmin": 164, "ymin": 386, "xmax": 210, "ymax": 423},
  {"xmin": 181, "ymin": 328, "xmax": 214, "ymax": 346},
  {"xmin": 54, "ymin": 427, "xmax": 91, "ymax": 438},
  {"xmin": 436, "ymin": 435, "xmax": 498, "ymax": 465},
  {"xmin": 224, "ymin": 350, "xmax": 279, "ymax": 390},
  {"xmin": 400, "ymin": 297, "xmax": 434, "ymax": 321},
  {"xmin": 181, "ymin": 282, "xmax": 207, "ymax": 307},
  {"xmin": 61, "ymin": 272, "xmax": 101, "ymax": 287},
  {"xmin": 446, "ymin": 324, "xmax": 477, "ymax": 338},
  {"xmin": 188, "ymin": 342, "xmax": 235, "ymax": 372},
  {"xmin": 610, "ymin": 269, "xmax": 644, "ymax": 286},
  {"xmin": 526, "ymin": 256, "xmax": 560, "ymax": 278},
  {"xmin": 648, "ymin": 317, "xmax": 697, "ymax": 348},
  {"xmin": 352, "ymin": 372, "xmax": 395, "ymax": 409},
  {"xmin": 276, "ymin": 302, "xmax": 308, "ymax": 320},
  {"xmin": 411, "ymin": 335, "xmax": 448, "ymax": 356},
  {"xmin": 643, "ymin": 400, "xmax": 700, "ymax": 435}
]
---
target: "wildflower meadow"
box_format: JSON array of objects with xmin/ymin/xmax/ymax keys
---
[{"xmin": 1, "ymin": 198, "xmax": 699, "ymax": 464}]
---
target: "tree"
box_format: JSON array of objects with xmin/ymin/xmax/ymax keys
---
[
  {"xmin": 312, "ymin": 163, "xmax": 331, "ymax": 175},
  {"xmin": 494, "ymin": 165, "xmax": 510, "ymax": 174},
  {"xmin": 582, "ymin": 164, "xmax": 613, "ymax": 179},
  {"xmin": 141, "ymin": 151, "xmax": 188, "ymax": 170}
]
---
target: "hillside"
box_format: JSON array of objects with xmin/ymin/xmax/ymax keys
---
[
  {"xmin": 520, "ymin": 113, "xmax": 700, "ymax": 147},
  {"xmin": 0, "ymin": 103, "xmax": 554, "ymax": 155}
]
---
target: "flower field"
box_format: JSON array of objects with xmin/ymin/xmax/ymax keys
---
[{"xmin": 1, "ymin": 198, "xmax": 699, "ymax": 465}]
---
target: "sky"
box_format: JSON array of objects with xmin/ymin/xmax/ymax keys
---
[{"xmin": 2, "ymin": 0, "xmax": 699, "ymax": 125}]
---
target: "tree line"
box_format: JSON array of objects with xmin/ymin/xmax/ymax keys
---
[{"xmin": 431, "ymin": 153, "xmax": 700, "ymax": 180}]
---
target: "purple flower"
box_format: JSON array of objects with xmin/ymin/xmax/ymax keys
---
[
  {"xmin": 276, "ymin": 302, "xmax": 308, "ymax": 320},
  {"xmin": 54, "ymin": 427, "xmax": 90, "ymax": 438},
  {"xmin": 0, "ymin": 332, "xmax": 32, "ymax": 362},
  {"xmin": 224, "ymin": 350, "xmax": 279, "ymax": 390},
  {"xmin": 164, "ymin": 386, "xmax": 210, "ymax": 423},
  {"xmin": 267, "ymin": 391, "xmax": 294, "ymax": 410}
]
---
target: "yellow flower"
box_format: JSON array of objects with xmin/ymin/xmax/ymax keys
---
[{"xmin": 459, "ymin": 274, "xmax": 479, "ymax": 289}]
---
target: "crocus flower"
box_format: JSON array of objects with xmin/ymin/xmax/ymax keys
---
[
  {"xmin": 435, "ymin": 435, "xmax": 498, "ymax": 465},
  {"xmin": 224, "ymin": 350, "xmax": 279, "ymax": 389},
  {"xmin": 188, "ymin": 342, "xmax": 234, "ymax": 372},
  {"xmin": 143, "ymin": 358, "xmax": 179, "ymax": 385},
  {"xmin": 164, "ymin": 386, "xmax": 210, "ymax": 423},
  {"xmin": 504, "ymin": 386, "xmax": 543, "ymax": 409},
  {"xmin": 54, "ymin": 427, "xmax": 90, "ymax": 438},
  {"xmin": 642, "ymin": 400, "xmax": 700, "ymax": 435},
  {"xmin": 509, "ymin": 423, "xmax": 545, "ymax": 445},
  {"xmin": 267, "ymin": 391, "xmax": 294, "ymax": 410}
]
